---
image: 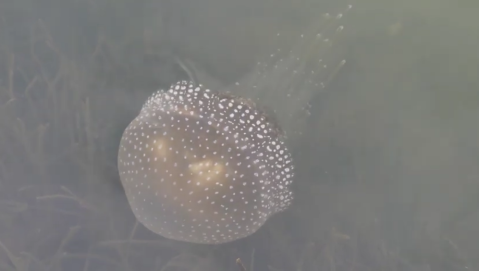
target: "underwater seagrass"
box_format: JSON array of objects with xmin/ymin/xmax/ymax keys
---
[{"xmin": 118, "ymin": 4, "xmax": 352, "ymax": 244}]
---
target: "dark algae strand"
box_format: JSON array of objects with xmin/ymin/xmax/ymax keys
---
[{"xmin": 118, "ymin": 81, "xmax": 294, "ymax": 244}]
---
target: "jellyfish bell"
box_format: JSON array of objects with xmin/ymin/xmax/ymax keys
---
[
  {"xmin": 118, "ymin": 82, "xmax": 294, "ymax": 244},
  {"xmin": 118, "ymin": 4, "xmax": 352, "ymax": 244}
]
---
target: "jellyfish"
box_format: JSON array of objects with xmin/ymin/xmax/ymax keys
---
[{"xmin": 118, "ymin": 4, "xmax": 352, "ymax": 244}]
